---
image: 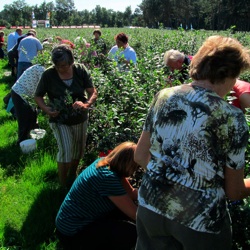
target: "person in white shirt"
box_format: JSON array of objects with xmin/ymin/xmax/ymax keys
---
[
  {"xmin": 108, "ymin": 32, "xmax": 137, "ymax": 71},
  {"xmin": 11, "ymin": 64, "xmax": 45, "ymax": 144}
]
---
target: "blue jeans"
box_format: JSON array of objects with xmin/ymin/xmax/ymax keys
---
[{"xmin": 17, "ymin": 62, "xmax": 32, "ymax": 79}]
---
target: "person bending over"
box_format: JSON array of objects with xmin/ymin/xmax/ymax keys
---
[{"xmin": 56, "ymin": 141, "xmax": 139, "ymax": 250}]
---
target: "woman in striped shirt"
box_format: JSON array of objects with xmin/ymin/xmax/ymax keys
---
[{"xmin": 55, "ymin": 141, "xmax": 140, "ymax": 250}]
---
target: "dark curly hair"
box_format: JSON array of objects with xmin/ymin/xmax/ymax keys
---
[
  {"xmin": 93, "ymin": 29, "xmax": 102, "ymax": 36},
  {"xmin": 114, "ymin": 33, "xmax": 128, "ymax": 44}
]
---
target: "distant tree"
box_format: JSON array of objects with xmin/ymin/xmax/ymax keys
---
[
  {"xmin": 0, "ymin": 19, "xmax": 11, "ymax": 28},
  {"xmin": 115, "ymin": 11, "xmax": 124, "ymax": 27},
  {"xmin": 123, "ymin": 6, "xmax": 132, "ymax": 26},
  {"xmin": 33, "ymin": 1, "xmax": 54, "ymax": 21},
  {"xmin": 101, "ymin": 8, "xmax": 110, "ymax": 27},
  {"xmin": 54, "ymin": 0, "xmax": 76, "ymax": 26},
  {"xmin": 84, "ymin": 10, "xmax": 92, "ymax": 25},
  {"xmin": 1, "ymin": 0, "xmax": 250, "ymax": 30},
  {"xmin": 139, "ymin": 0, "xmax": 163, "ymax": 27},
  {"xmin": 131, "ymin": 7, "xmax": 144, "ymax": 27},
  {"xmin": 2, "ymin": 0, "xmax": 28, "ymax": 26}
]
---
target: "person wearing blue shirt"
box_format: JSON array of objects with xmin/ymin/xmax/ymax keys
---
[{"xmin": 108, "ymin": 32, "xmax": 137, "ymax": 71}]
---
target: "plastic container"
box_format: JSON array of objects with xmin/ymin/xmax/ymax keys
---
[
  {"xmin": 20, "ymin": 139, "xmax": 37, "ymax": 154},
  {"xmin": 30, "ymin": 129, "xmax": 46, "ymax": 140}
]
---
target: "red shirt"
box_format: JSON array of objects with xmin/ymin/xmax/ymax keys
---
[
  {"xmin": 61, "ymin": 39, "xmax": 75, "ymax": 49},
  {"xmin": 232, "ymin": 79, "xmax": 250, "ymax": 109},
  {"xmin": 0, "ymin": 36, "xmax": 4, "ymax": 48}
]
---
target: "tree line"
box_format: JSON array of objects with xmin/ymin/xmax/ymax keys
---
[
  {"xmin": 140, "ymin": 0, "xmax": 250, "ymax": 31},
  {"xmin": 0, "ymin": 0, "xmax": 249, "ymax": 31}
]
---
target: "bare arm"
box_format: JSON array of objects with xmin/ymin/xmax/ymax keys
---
[
  {"xmin": 34, "ymin": 96, "xmax": 59, "ymax": 117},
  {"xmin": 85, "ymin": 87, "xmax": 98, "ymax": 105},
  {"xmin": 121, "ymin": 177, "xmax": 138, "ymax": 201},
  {"xmin": 239, "ymin": 93, "xmax": 250, "ymax": 113},
  {"xmin": 134, "ymin": 131, "xmax": 151, "ymax": 169},
  {"xmin": 224, "ymin": 166, "xmax": 250, "ymax": 201},
  {"xmin": 108, "ymin": 194, "xmax": 137, "ymax": 221},
  {"xmin": 72, "ymin": 87, "xmax": 98, "ymax": 110}
]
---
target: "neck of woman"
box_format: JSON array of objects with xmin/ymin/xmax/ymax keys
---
[
  {"xmin": 57, "ymin": 67, "xmax": 73, "ymax": 80},
  {"xmin": 191, "ymin": 80, "xmax": 215, "ymax": 90},
  {"xmin": 190, "ymin": 80, "xmax": 228, "ymax": 98}
]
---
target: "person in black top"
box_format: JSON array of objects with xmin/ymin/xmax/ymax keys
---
[{"xmin": 92, "ymin": 29, "xmax": 107, "ymax": 55}]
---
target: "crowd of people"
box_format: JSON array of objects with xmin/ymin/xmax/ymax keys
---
[{"xmin": 1, "ymin": 28, "xmax": 250, "ymax": 250}]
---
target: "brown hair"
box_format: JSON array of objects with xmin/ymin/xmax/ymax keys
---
[
  {"xmin": 16, "ymin": 28, "xmax": 22, "ymax": 33},
  {"xmin": 97, "ymin": 141, "xmax": 139, "ymax": 177},
  {"xmin": 93, "ymin": 29, "xmax": 101, "ymax": 36},
  {"xmin": 189, "ymin": 35, "xmax": 250, "ymax": 84},
  {"xmin": 115, "ymin": 33, "xmax": 128, "ymax": 44}
]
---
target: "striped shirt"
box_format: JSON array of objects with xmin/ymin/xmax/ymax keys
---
[{"xmin": 55, "ymin": 158, "xmax": 126, "ymax": 236}]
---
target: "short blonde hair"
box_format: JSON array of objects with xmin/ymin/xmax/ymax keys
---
[
  {"xmin": 163, "ymin": 49, "xmax": 185, "ymax": 65},
  {"xmin": 190, "ymin": 35, "xmax": 250, "ymax": 84}
]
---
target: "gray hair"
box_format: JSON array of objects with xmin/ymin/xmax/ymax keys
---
[
  {"xmin": 163, "ymin": 49, "xmax": 185, "ymax": 65},
  {"xmin": 51, "ymin": 44, "xmax": 74, "ymax": 66}
]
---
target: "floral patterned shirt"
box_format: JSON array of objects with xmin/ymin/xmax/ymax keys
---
[
  {"xmin": 138, "ymin": 84, "xmax": 249, "ymax": 233},
  {"xmin": 12, "ymin": 64, "xmax": 45, "ymax": 100}
]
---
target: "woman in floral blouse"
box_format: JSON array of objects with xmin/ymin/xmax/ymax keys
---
[{"xmin": 134, "ymin": 35, "xmax": 250, "ymax": 250}]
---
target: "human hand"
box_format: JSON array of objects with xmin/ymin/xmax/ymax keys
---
[
  {"xmin": 72, "ymin": 101, "xmax": 90, "ymax": 110},
  {"xmin": 118, "ymin": 57, "xmax": 127, "ymax": 63},
  {"xmin": 45, "ymin": 107, "xmax": 60, "ymax": 118}
]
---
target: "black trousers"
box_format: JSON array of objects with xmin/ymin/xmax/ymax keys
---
[
  {"xmin": 56, "ymin": 209, "xmax": 137, "ymax": 250},
  {"xmin": 11, "ymin": 90, "xmax": 38, "ymax": 143}
]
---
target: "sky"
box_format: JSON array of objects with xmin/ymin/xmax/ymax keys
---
[{"xmin": 0, "ymin": 0, "xmax": 142, "ymax": 12}]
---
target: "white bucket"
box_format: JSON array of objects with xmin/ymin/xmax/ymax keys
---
[
  {"xmin": 30, "ymin": 129, "xmax": 46, "ymax": 140},
  {"xmin": 20, "ymin": 139, "xmax": 37, "ymax": 154}
]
